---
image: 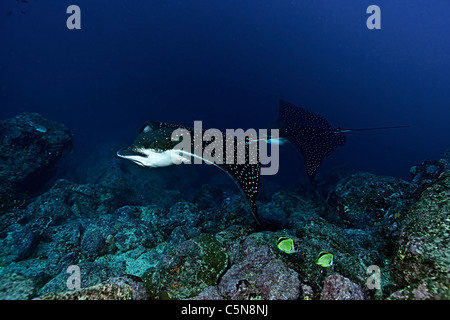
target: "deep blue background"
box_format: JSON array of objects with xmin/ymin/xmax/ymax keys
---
[{"xmin": 1, "ymin": 0, "xmax": 449, "ymax": 185}]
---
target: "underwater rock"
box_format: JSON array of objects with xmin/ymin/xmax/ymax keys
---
[
  {"xmin": 191, "ymin": 286, "xmax": 224, "ymax": 300},
  {"xmin": 300, "ymin": 283, "xmax": 315, "ymax": 300},
  {"xmin": 0, "ymin": 113, "xmax": 73, "ymax": 214},
  {"xmin": 37, "ymin": 261, "xmax": 123, "ymax": 296},
  {"xmin": 208, "ymin": 195, "xmax": 256, "ymax": 232},
  {"xmin": 291, "ymin": 216, "xmax": 393, "ymax": 299},
  {"xmin": 445, "ymin": 149, "xmax": 450, "ymax": 171},
  {"xmin": 36, "ymin": 275, "xmax": 148, "ymax": 300},
  {"xmin": 80, "ymin": 216, "xmax": 117, "ymax": 260},
  {"xmin": 216, "ymin": 226, "xmax": 386, "ymax": 300},
  {"xmin": 96, "ymin": 246, "xmax": 161, "ymax": 279},
  {"xmin": 23, "ymin": 177, "xmax": 169, "ymax": 232},
  {"xmin": 410, "ymin": 150, "xmax": 450, "ymax": 187},
  {"xmin": 23, "ymin": 179, "xmax": 74, "ymax": 226},
  {"xmin": 328, "ymin": 172, "xmax": 416, "ymax": 229},
  {"xmin": 321, "ymin": 274, "xmax": 366, "ymax": 300},
  {"xmin": 134, "ymin": 204, "xmax": 175, "ymax": 243},
  {"xmin": 24, "ymin": 179, "xmax": 127, "ymax": 226},
  {"xmin": 388, "ymin": 279, "xmax": 450, "ymax": 300},
  {"xmin": 143, "ymin": 233, "xmax": 228, "ymax": 299},
  {"xmin": 0, "ymin": 258, "xmax": 49, "ymax": 291},
  {"xmin": 0, "ymin": 223, "xmax": 38, "ymax": 266},
  {"xmin": 139, "ymin": 201, "xmax": 204, "ymax": 245},
  {"xmin": 218, "ymin": 241, "xmax": 300, "ymax": 300},
  {"xmin": 160, "ymin": 201, "xmax": 202, "ymax": 232},
  {"xmin": 0, "ymin": 272, "xmax": 36, "ymax": 300},
  {"xmin": 168, "ymin": 225, "xmax": 202, "ymax": 246},
  {"xmin": 79, "ymin": 208, "xmax": 158, "ymax": 261},
  {"xmin": 268, "ymin": 190, "xmax": 323, "ymax": 229},
  {"xmin": 410, "ymin": 160, "xmax": 445, "ymax": 187},
  {"xmin": 112, "ymin": 206, "xmax": 157, "ymax": 252},
  {"xmin": 33, "ymin": 220, "xmax": 82, "ymax": 277},
  {"xmin": 215, "ymin": 225, "xmax": 254, "ymax": 266},
  {"xmin": 391, "ymin": 171, "xmax": 450, "ymax": 299}
]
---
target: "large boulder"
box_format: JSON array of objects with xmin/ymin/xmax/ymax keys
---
[
  {"xmin": 143, "ymin": 233, "xmax": 228, "ymax": 299},
  {"xmin": 409, "ymin": 149, "xmax": 450, "ymax": 187},
  {"xmin": 390, "ymin": 171, "xmax": 450, "ymax": 299},
  {"xmin": 0, "ymin": 113, "xmax": 73, "ymax": 213},
  {"xmin": 0, "ymin": 272, "xmax": 37, "ymax": 300},
  {"xmin": 328, "ymin": 172, "xmax": 416, "ymax": 230},
  {"xmin": 36, "ymin": 275, "xmax": 148, "ymax": 300},
  {"xmin": 218, "ymin": 244, "xmax": 300, "ymax": 300},
  {"xmin": 0, "ymin": 223, "xmax": 38, "ymax": 266},
  {"xmin": 37, "ymin": 261, "xmax": 122, "ymax": 296},
  {"xmin": 321, "ymin": 274, "xmax": 366, "ymax": 300}
]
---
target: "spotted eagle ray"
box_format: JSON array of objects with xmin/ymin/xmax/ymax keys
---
[
  {"xmin": 117, "ymin": 121, "xmax": 261, "ymax": 222},
  {"xmin": 271, "ymin": 100, "xmax": 409, "ymax": 181},
  {"xmin": 117, "ymin": 101, "xmax": 408, "ymax": 224}
]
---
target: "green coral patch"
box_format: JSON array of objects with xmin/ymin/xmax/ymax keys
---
[{"xmin": 143, "ymin": 233, "xmax": 228, "ymax": 299}]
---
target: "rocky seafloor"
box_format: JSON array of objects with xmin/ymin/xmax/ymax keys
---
[{"xmin": 0, "ymin": 113, "xmax": 448, "ymax": 300}]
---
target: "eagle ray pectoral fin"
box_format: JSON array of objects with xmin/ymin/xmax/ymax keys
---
[{"xmin": 217, "ymin": 161, "xmax": 261, "ymax": 224}]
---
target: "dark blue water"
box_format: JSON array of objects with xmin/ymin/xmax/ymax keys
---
[{"xmin": 1, "ymin": 0, "xmax": 449, "ymax": 184}]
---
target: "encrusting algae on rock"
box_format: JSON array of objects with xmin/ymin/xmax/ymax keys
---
[{"xmin": 390, "ymin": 171, "xmax": 450, "ymax": 299}]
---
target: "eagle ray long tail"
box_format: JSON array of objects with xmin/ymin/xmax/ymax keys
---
[{"xmin": 251, "ymin": 125, "xmax": 410, "ymax": 141}]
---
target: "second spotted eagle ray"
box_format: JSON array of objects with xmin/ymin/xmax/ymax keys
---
[
  {"xmin": 272, "ymin": 100, "xmax": 408, "ymax": 181},
  {"xmin": 117, "ymin": 100, "xmax": 408, "ymax": 224}
]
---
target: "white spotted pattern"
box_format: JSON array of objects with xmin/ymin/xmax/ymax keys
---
[{"xmin": 277, "ymin": 100, "xmax": 346, "ymax": 180}]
